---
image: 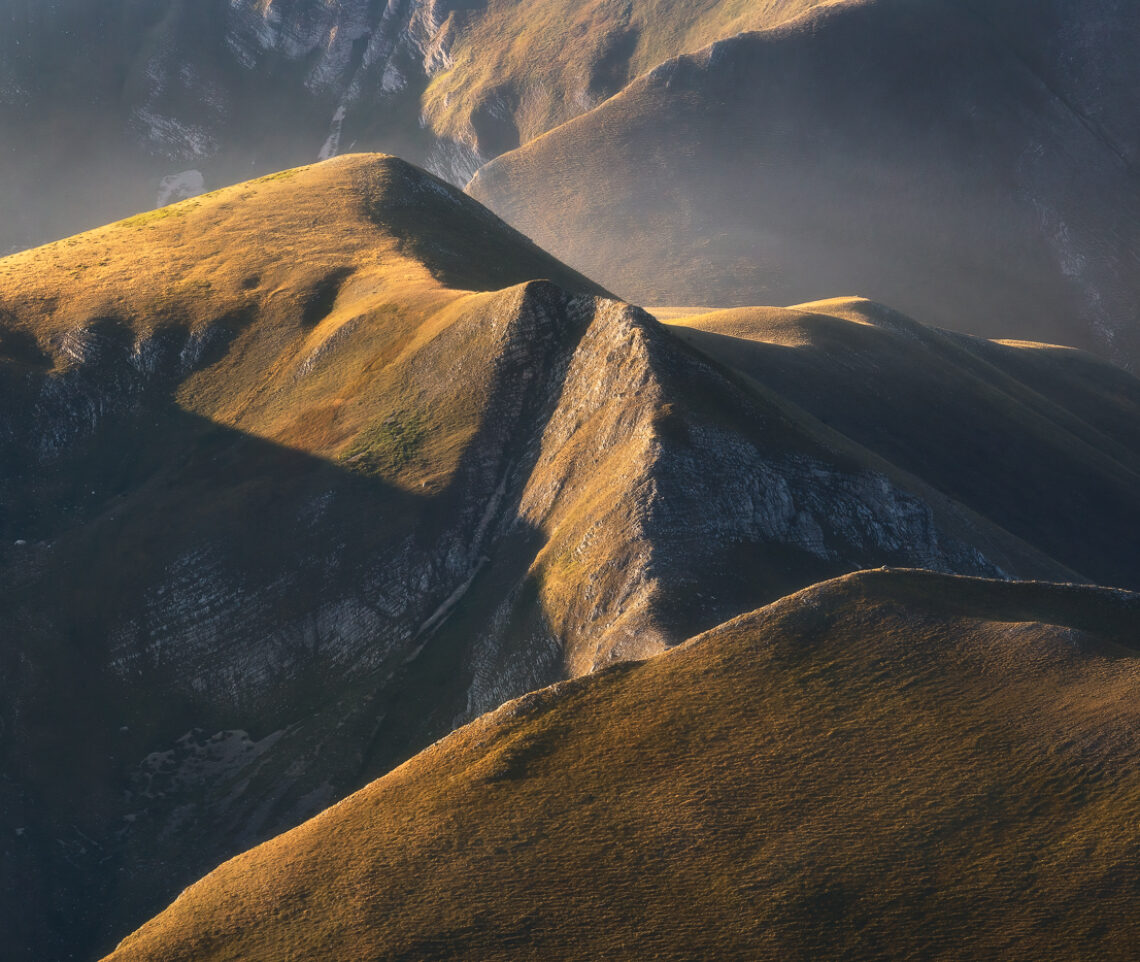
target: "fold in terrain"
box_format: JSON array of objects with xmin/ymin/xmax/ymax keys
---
[
  {"xmin": 4, "ymin": 154, "xmax": 1140, "ymax": 959},
  {"xmin": 104, "ymin": 569, "xmax": 1140, "ymax": 962}
]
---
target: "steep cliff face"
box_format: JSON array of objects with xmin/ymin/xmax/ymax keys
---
[{"xmin": 223, "ymin": 0, "xmax": 462, "ymax": 93}]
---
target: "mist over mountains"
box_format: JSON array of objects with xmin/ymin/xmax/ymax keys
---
[
  {"xmin": 0, "ymin": 0, "xmax": 832, "ymax": 251},
  {"xmin": 3, "ymin": 2, "xmax": 1140, "ymax": 960},
  {"xmin": 4, "ymin": 0, "xmax": 1140, "ymax": 365},
  {"xmin": 470, "ymin": 0, "xmax": 1140, "ymax": 367}
]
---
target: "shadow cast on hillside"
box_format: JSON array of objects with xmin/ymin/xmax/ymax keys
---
[
  {"xmin": 671, "ymin": 322, "xmax": 1140, "ymax": 592},
  {"xmin": 0, "ymin": 291, "xmax": 585, "ymax": 960}
]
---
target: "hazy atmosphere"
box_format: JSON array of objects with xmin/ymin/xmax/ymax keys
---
[{"xmin": 3, "ymin": 1, "xmax": 1140, "ymax": 960}]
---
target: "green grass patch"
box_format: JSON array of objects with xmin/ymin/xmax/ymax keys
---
[
  {"xmin": 256, "ymin": 168, "xmax": 301, "ymax": 184},
  {"xmin": 121, "ymin": 201, "xmax": 201, "ymax": 229},
  {"xmin": 342, "ymin": 410, "xmax": 428, "ymax": 476}
]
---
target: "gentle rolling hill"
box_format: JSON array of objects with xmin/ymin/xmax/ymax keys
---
[
  {"xmin": 664, "ymin": 297, "xmax": 1140, "ymax": 592},
  {"xmin": 103, "ymin": 569, "xmax": 1140, "ymax": 961},
  {"xmin": 469, "ymin": 0, "xmax": 1140, "ymax": 368}
]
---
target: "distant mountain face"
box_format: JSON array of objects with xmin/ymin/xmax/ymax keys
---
[
  {"xmin": 0, "ymin": 0, "xmax": 837, "ymax": 252},
  {"xmin": 957, "ymin": 0, "xmax": 1140, "ymax": 167},
  {"xmin": 5, "ymin": 0, "xmax": 1139, "ymax": 364},
  {"xmin": 469, "ymin": 0, "xmax": 1140, "ymax": 368},
  {"xmin": 3, "ymin": 155, "xmax": 1140, "ymax": 960},
  {"xmin": 102, "ymin": 570, "xmax": 1140, "ymax": 962}
]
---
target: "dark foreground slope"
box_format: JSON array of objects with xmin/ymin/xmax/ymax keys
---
[
  {"xmin": 469, "ymin": 0, "xmax": 1140, "ymax": 368},
  {"xmin": 105, "ymin": 570, "xmax": 1140, "ymax": 962},
  {"xmin": 4, "ymin": 154, "xmax": 1140, "ymax": 959}
]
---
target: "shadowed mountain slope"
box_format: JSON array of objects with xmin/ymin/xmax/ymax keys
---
[
  {"xmin": 4, "ymin": 154, "xmax": 1140, "ymax": 960},
  {"xmin": 103, "ymin": 569, "xmax": 1140, "ymax": 962},
  {"xmin": 416, "ymin": 0, "xmax": 846, "ymax": 165},
  {"xmin": 469, "ymin": 0, "xmax": 1140, "ymax": 368},
  {"xmin": 665, "ymin": 298, "xmax": 1140, "ymax": 592}
]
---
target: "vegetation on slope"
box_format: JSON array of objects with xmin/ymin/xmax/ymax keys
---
[
  {"xmin": 0, "ymin": 152, "xmax": 611, "ymax": 960},
  {"xmin": 5, "ymin": 152, "xmax": 1140, "ymax": 961},
  {"xmin": 419, "ymin": 0, "xmax": 845, "ymax": 153},
  {"xmin": 104, "ymin": 569, "xmax": 1140, "ymax": 961}
]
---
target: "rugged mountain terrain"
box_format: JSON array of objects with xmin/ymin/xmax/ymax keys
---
[
  {"xmin": 469, "ymin": 0, "xmax": 1140, "ymax": 368},
  {"xmin": 103, "ymin": 569, "xmax": 1140, "ymax": 962},
  {"xmin": 0, "ymin": 0, "xmax": 837, "ymax": 253},
  {"xmin": 415, "ymin": 0, "xmax": 842, "ymax": 168},
  {"xmin": 6, "ymin": 1, "xmax": 1140, "ymax": 363},
  {"xmin": 5, "ymin": 154, "xmax": 1140, "ymax": 959}
]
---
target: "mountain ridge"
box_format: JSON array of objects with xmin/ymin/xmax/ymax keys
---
[
  {"xmin": 5, "ymin": 154, "xmax": 1140, "ymax": 959},
  {"xmin": 468, "ymin": 0, "xmax": 1140, "ymax": 368}
]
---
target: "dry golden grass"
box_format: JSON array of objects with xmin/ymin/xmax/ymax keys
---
[
  {"xmin": 0, "ymin": 153, "xmax": 601, "ymax": 489},
  {"xmin": 104, "ymin": 569, "xmax": 1140, "ymax": 961},
  {"xmin": 422, "ymin": 0, "xmax": 846, "ymax": 151},
  {"xmin": 0, "ymin": 152, "xmax": 620, "ymax": 959},
  {"xmin": 8, "ymin": 151, "xmax": 1140, "ymax": 962}
]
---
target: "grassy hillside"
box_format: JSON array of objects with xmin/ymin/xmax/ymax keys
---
[
  {"xmin": 468, "ymin": 0, "xmax": 1140, "ymax": 368},
  {"xmin": 665, "ymin": 298, "xmax": 1140, "ymax": 590},
  {"xmin": 104, "ymin": 569, "xmax": 1140, "ymax": 961},
  {"xmin": 419, "ymin": 0, "xmax": 845, "ymax": 154},
  {"xmin": 0, "ymin": 153, "xmax": 617, "ymax": 960}
]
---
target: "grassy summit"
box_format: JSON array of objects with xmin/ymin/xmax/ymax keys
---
[
  {"xmin": 0, "ymin": 153, "xmax": 614, "ymax": 959},
  {"xmin": 0, "ymin": 152, "xmax": 601, "ymax": 477},
  {"xmin": 104, "ymin": 569, "xmax": 1140, "ymax": 961}
]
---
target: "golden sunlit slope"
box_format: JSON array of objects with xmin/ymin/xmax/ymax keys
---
[
  {"xmin": 3, "ymin": 152, "xmax": 1061, "ymax": 960},
  {"xmin": 419, "ymin": 0, "xmax": 849, "ymax": 157},
  {"xmin": 0, "ymin": 151, "xmax": 603, "ymax": 469},
  {"xmin": 468, "ymin": 0, "xmax": 1140, "ymax": 367},
  {"xmin": 0, "ymin": 153, "xmax": 627, "ymax": 960},
  {"xmin": 665, "ymin": 298, "xmax": 1140, "ymax": 591},
  {"xmin": 105, "ymin": 569, "xmax": 1140, "ymax": 962}
]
